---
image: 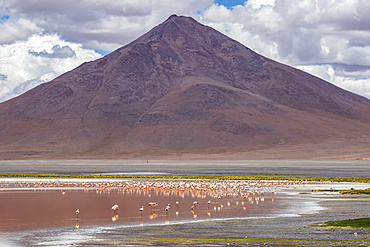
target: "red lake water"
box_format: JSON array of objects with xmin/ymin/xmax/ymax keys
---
[
  {"xmin": 0, "ymin": 178, "xmax": 334, "ymax": 247},
  {"xmin": 0, "ymin": 178, "xmax": 290, "ymax": 232}
]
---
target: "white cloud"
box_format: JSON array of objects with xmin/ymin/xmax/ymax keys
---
[
  {"xmin": 246, "ymin": 0, "xmax": 276, "ymax": 9},
  {"xmin": 0, "ymin": 0, "xmax": 369, "ymax": 102},
  {"xmin": 200, "ymin": 0, "xmax": 370, "ymax": 98},
  {"xmin": 29, "ymin": 44, "xmax": 76, "ymax": 59},
  {"xmin": 297, "ymin": 63, "xmax": 370, "ymax": 98},
  {"xmin": 0, "ymin": 17, "xmax": 40, "ymax": 44},
  {"xmin": 5, "ymin": 0, "xmax": 214, "ymax": 50},
  {"xmin": 203, "ymin": 4, "xmax": 233, "ymax": 22},
  {"xmin": 0, "ymin": 0, "xmax": 214, "ymax": 102},
  {"xmin": 0, "ymin": 33, "xmax": 101, "ymax": 102}
]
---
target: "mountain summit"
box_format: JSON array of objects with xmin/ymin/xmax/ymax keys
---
[{"xmin": 1, "ymin": 15, "xmax": 369, "ymax": 159}]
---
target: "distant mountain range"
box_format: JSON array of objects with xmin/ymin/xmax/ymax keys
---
[{"xmin": 0, "ymin": 15, "xmax": 369, "ymax": 160}]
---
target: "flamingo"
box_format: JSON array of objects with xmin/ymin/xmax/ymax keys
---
[
  {"xmin": 175, "ymin": 201, "xmax": 180, "ymax": 216},
  {"xmin": 191, "ymin": 201, "xmax": 198, "ymax": 211},
  {"xmin": 112, "ymin": 204, "xmax": 119, "ymax": 214},
  {"xmin": 75, "ymin": 209, "xmax": 80, "ymax": 218},
  {"xmin": 139, "ymin": 206, "xmax": 144, "ymax": 215},
  {"xmin": 148, "ymin": 202, "xmax": 158, "ymax": 210}
]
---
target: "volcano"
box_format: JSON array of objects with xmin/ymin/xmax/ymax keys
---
[{"xmin": 0, "ymin": 15, "xmax": 369, "ymax": 160}]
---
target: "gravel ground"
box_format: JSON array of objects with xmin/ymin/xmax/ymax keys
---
[{"xmin": 1, "ymin": 159, "xmax": 369, "ymax": 177}]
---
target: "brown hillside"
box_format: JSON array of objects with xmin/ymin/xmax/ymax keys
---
[{"xmin": 0, "ymin": 15, "xmax": 369, "ymax": 160}]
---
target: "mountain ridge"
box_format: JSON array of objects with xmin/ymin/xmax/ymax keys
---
[{"xmin": 0, "ymin": 14, "xmax": 369, "ymax": 160}]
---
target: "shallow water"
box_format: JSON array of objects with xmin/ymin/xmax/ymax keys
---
[
  {"xmin": 0, "ymin": 178, "xmax": 325, "ymax": 246},
  {"xmin": 3, "ymin": 179, "xmax": 369, "ymax": 246},
  {"xmin": 0, "ymin": 180, "xmax": 289, "ymax": 231}
]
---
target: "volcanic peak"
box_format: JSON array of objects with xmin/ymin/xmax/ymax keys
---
[{"xmin": 0, "ymin": 15, "xmax": 369, "ymax": 159}]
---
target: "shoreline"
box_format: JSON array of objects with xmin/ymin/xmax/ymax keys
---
[
  {"xmin": 0, "ymin": 178, "xmax": 368, "ymax": 246},
  {"xmin": 1, "ymin": 159, "xmax": 369, "ymax": 178},
  {"xmin": 0, "ymin": 160, "xmax": 368, "ymax": 246}
]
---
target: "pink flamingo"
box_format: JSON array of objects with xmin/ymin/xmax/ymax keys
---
[{"xmin": 112, "ymin": 204, "xmax": 119, "ymax": 214}]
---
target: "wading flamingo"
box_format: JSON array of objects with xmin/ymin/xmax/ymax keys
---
[
  {"xmin": 191, "ymin": 201, "xmax": 198, "ymax": 211},
  {"xmin": 148, "ymin": 202, "xmax": 158, "ymax": 211},
  {"xmin": 112, "ymin": 204, "xmax": 119, "ymax": 214},
  {"xmin": 175, "ymin": 201, "xmax": 179, "ymax": 216}
]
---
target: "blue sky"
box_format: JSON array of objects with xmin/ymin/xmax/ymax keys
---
[
  {"xmin": 94, "ymin": 49, "xmax": 111, "ymax": 56},
  {"xmin": 0, "ymin": 14, "xmax": 9, "ymax": 23},
  {"xmin": 215, "ymin": 0, "xmax": 246, "ymax": 9}
]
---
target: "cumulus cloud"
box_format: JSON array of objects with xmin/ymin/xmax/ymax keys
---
[
  {"xmin": 203, "ymin": 4, "xmax": 233, "ymax": 22},
  {"xmin": 12, "ymin": 76, "xmax": 49, "ymax": 95},
  {"xmin": 297, "ymin": 63, "xmax": 370, "ymax": 98},
  {"xmin": 0, "ymin": 16, "xmax": 40, "ymax": 44},
  {"xmin": 5, "ymin": 0, "xmax": 214, "ymax": 51},
  {"xmin": 0, "ymin": 33, "xmax": 101, "ymax": 102},
  {"xmin": 29, "ymin": 44, "xmax": 76, "ymax": 59},
  {"xmin": 0, "ymin": 0, "xmax": 369, "ymax": 101},
  {"xmin": 0, "ymin": 0, "xmax": 215, "ymax": 102},
  {"xmin": 199, "ymin": 0, "xmax": 370, "ymax": 98}
]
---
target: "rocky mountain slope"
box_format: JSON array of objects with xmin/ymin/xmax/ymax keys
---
[{"xmin": 0, "ymin": 15, "xmax": 369, "ymax": 160}]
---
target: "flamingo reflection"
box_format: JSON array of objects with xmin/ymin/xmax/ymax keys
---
[
  {"xmin": 112, "ymin": 214, "xmax": 119, "ymax": 221},
  {"xmin": 149, "ymin": 213, "xmax": 158, "ymax": 220}
]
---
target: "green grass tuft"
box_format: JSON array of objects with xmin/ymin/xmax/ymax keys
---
[
  {"xmin": 314, "ymin": 218, "xmax": 370, "ymax": 228},
  {"xmin": 340, "ymin": 188, "xmax": 370, "ymax": 194},
  {"xmin": 314, "ymin": 188, "xmax": 370, "ymax": 194},
  {"xmin": 131, "ymin": 237, "xmax": 369, "ymax": 244},
  {"xmin": 0, "ymin": 173, "xmax": 369, "ymax": 183}
]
